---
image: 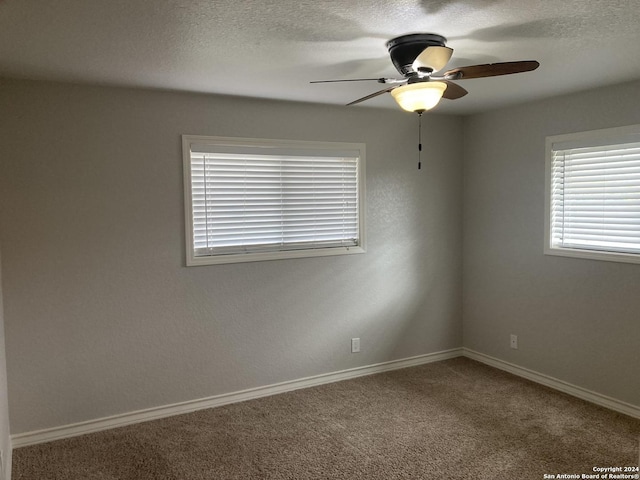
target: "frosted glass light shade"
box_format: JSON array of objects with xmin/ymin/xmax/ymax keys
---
[
  {"xmin": 390, "ymin": 82, "xmax": 447, "ymax": 112},
  {"xmin": 412, "ymin": 46, "xmax": 454, "ymax": 73}
]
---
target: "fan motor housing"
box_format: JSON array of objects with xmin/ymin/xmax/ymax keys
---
[{"xmin": 386, "ymin": 33, "xmax": 447, "ymax": 76}]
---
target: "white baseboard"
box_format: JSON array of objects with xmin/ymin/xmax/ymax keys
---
[
  {"xmin": 464, "ymin": 348, "xmax": 640, "ymax": 420},
  {"xmin": 11, "ymin": 348, "xmax": 464, "ymax": 448},
  {"xmin": 13, "ymin": 347, "xmax": 639, "ymax": 449}
]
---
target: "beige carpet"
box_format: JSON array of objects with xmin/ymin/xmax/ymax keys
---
[{"xmin": 13, "ymin": 357, "xmax": 640, "ymax": 479}]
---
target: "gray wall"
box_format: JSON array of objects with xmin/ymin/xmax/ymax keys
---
[
  {"xmin": 3, "ymin": 74, "xmax": 637, "ymax": 442},
  {"xmin": 463, "ymin": 80, "xmax": 640, "ymax": 407},
  {"xmin": 0, "ymin": 79, "xmax": 463, "ymax": 434},
  {"xmin": 0, "ymin": 252, "xmax": 10, "ymax": 480}
]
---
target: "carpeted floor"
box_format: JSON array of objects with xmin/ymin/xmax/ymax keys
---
[{"xmin": 12, "ymin": 357, "xmax": 640, "ymax": 479}]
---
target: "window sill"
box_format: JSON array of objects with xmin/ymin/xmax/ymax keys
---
[
  {"xmin": 544, "ymin": 246, "xmax": 640, "ymax": 265},
  {"xmin": 186, "ymin": 245, "xmax": 366, "ymax": 266}
]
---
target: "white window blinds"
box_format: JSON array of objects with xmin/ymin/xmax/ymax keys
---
[
  {"xmin": 550, "ymin": 136, "xmax": 640, "ymax": 256},
  {"xmin": 183, "ymin": 136, "xmax": 365, "ymax": 265}
]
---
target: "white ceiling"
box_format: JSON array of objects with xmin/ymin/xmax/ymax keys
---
[{"xmin": 1, "ymin": 0, "xmax": 639, "ymax": 114}]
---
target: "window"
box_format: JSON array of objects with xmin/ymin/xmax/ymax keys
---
[
  {"xmin": 545, "ymin": 125, "xmax": 640, "ymax": 264},
  {"xmin": 183, "ymin": 135, "xmax": 366, "ymax": 266}
]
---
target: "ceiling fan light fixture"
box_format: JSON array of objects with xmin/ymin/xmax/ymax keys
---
[
  {"xmin": 390, "ymin": 81, "xmax": 447, "ymax": 112},
  {"xmin": 411, "ymin": 46, "xmax": 454, "ymax": 73}
]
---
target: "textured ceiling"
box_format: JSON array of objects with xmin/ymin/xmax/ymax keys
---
[{"xmin": 1, "ymin": 0, "xmax": 639, "ymax": 114}]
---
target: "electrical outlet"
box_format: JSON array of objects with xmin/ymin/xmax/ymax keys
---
[
  {"xmin": 351, "ymin": 337, "xmax": 360, "ymax": 353},
  {"xmin": 510, "ymin": 334, "xmax": 518, "ymax": 350}
]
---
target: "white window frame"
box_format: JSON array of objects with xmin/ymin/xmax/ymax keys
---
[
  {"xmin": 183, "ymin": 135, "xmax": 366, "ymax": 266},
  {"xmin": 544, "ymin": 124, "xmax": 640, "ymax": 265}
]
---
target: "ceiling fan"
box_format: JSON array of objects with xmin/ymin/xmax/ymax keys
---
[{"xmin": 311, "ymin": 33, "xmax": 540, "ymax": 113}]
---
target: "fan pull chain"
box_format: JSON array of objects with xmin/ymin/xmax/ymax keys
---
[{"xmin": 418, "ymin": 111, "xmax": 423, "ymax": 170}]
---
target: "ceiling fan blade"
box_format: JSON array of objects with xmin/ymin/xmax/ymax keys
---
[
  {"xmin": 346, "ymin": 86, "xmax": 396, "ymax": 106},
  {"xmin": 444, "ymin": 60, "xmax": 540, "ymax": 80},
  {"xmin": 310, "ymin": 78, "xmax": 387, "ymax": 84},
  {"xmin": 442, "ymin": 81, "xmax": 468, "ymax": 100},
  {"xmin": 412, "ymin": 46, "xmax": 454, "ymax": 73}
]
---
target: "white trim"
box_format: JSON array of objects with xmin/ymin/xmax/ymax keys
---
[
  {"xmin": 13, "ymin": 347, "xmax": 639, "ymax": 449},
  {"xmin": 543, "ymin": 245, "xmax": 640, "ymax": 265},
  {"xmin": 544, "ymin": 124, "xmax": 640, "ymax": 265},
  {"xmin": 463, "ymin": 348, "xmax": 640, "ymax": 419},
  {"xmin": 181, "ymin": 134, "xmax": 367, "ymax": 267},
  {"xmin": 11, "ymin": 348, "xmax": 463, "ymax": 448}
]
